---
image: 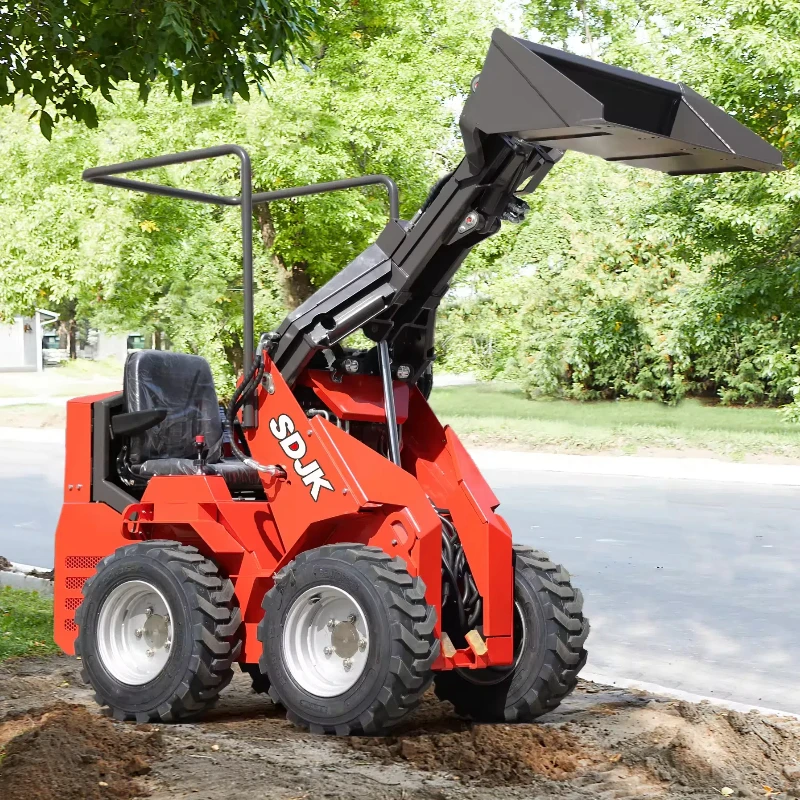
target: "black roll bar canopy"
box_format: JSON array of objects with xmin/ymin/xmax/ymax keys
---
[{"xmin": 82, "ymin": 145, "xmax": 399, "ymax": 425}]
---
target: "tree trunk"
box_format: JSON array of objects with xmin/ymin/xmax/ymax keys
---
[
  {"xmin": 578, "ymin": 0, "xmax": 595, "ymax": 58},
  {"xmin": 153, "ymin": 329, "xmax": 162, "ymax": 350},
  {"xmin": 68, "ymin": 319, "xmax": 77, "ymax": 360},
  {"xmin": 57, "ymin": 299, "xmax": 79, "ymax": 359},
  {"xmin": 256, "ymin": 203, "xmax": 315, "ymax": 309},
  {"xmin": 223, "ymin": 336, "xmax": 244, "ymax": 377}
]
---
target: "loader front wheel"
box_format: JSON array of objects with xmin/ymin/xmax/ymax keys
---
[
  {"xmin": 433, "ymin": 546, "xmax": 589, "ymax": 722},
  {"xmin": 259, "ymin": 544, "xmax": 439, "ymax": 735},
  {"xmin": 75, "ymin": 541, "xmax": 242, "ymax": 723}
]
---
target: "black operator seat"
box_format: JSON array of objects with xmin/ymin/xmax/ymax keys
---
[{"xmin": 121, "ymin": 350, "xmax": 260, "ymax": 488}]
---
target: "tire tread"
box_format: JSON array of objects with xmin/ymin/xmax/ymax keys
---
[
  {"xmin": 76, "ymin": 540, "xmax": 241, "ymax": 723},
  {"xmin": 259, "ymin": 543, "xmax": 438, "ymax": 735},
  {"xmin": 434, "ymin": 545, "xmax": 588, "ymax": 723}
]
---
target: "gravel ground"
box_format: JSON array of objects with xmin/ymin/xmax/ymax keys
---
[{"xmin": 1, "ymin": 655, "xmax": 799, "ymax": 799}]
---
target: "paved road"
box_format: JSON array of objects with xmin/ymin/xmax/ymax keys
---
[
  {"xmin": 1, "ymin": 438, "xmax": 798, "ymax": 714},
  {"xmin": 486, "ymin": 469, "xmax": 800, "ymax": 715},
  {"xmin": 0, "ymin": 440, "xmax": 63, "ymax": 568}
]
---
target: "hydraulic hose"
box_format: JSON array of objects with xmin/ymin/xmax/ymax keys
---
[
  {"xmin": 227, "ymin": 340, "xmax": 286, "ymax": 478},
  {"xmin": 435, "ymin": 505, "xmax": 482, "ymax": 632}
]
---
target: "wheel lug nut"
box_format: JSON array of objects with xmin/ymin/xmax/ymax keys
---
[
  {"xmin": 164, "ymin": 640, "xmax": 171, "ymax": 651},
  {"xmin": 347, "ymin": 614, "xmax": 356, "ymax": 624},
  {"xmin": 323, "ymin": 646, "xmax": 332, "ymax": 656},
  {"xmin": 343, "ymin": 658, "xmax": 352, "ymax": 671},
  {"xmin": 326, "ymin": 619, "xmax": 336, "ymax": 630},
  {"xmin": 134, "ymin": 628, "xmax": 143, "ymax": 639},
  {"xmin": 358, "ymin": 640, "xmax": 367, "ymax": 652},
  {"xmin": 164, "ymin": 615, "xmax": 170, "ymax": 624},
  {"xmin": 146, "ymin": 649, "xmax": 154, "ymax": 658},
  {"xmin": 145, "ymin": 606, "xmax": 153, "ymax": 617}
]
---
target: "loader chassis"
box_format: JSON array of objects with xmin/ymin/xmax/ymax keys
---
[
  {"xmin": 53, "ymin": 28, "xmax": 781, "ymax": 733},
  {"xmin": 55, "ymin": 365, "xmax": 515, "ymax": 670}
]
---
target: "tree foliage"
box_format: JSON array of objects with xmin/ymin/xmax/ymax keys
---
[
  {"xmin": 439, "ymin": 0, "xmax": 800, "ymax": 409},
  {"xmin": 1, "ymin": 0, "xmax": 327, "ymax": 138},
  {"xmin": 0, "ymin": 0, "xmax": 798, "ymax": 410},
  {"xmin": 0, "ymin": 0, "xmax": 499, "ymax": 391}
]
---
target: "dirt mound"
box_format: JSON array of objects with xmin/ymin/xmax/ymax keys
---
[
  {"xmin": 605, "ymin": 700, "xmax": 800, "ymax": 796},
  {"xmin": 351, "ymin": 724, "xmax": 587, "ymax": 783},
  {"xmin": 348, "ymin": 696, "xmax": 595, "ymax": 784},
  {"xmin": 0, "ymin": 704, "xmax": 162, "ymax": 800},
  {"xmin": 347, "ymin": 691, "xmax": 800, "ymax": 797},
  {"xmin": 3, "ymin": 658, "xmax": 800, "ymax": 799}
]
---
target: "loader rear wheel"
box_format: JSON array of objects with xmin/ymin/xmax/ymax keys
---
[
  {"xmin": 75, "ymin": 540, "xmax": 242, "ymax": 723},
  {"xmin": 433, "ymin": 545, "xmax": 589, "ymax": 722},
  {"xmin": 258, "ymin": 544, "xmax": 439, "ymax": 735}
]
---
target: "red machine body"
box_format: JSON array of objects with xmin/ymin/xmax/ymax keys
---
[{"xmin": 53, "ymin": 356, "xmax": 514, "ymax": 671}]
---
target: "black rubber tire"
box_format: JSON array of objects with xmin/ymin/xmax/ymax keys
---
[
  {"xmin": 433, "ymin": 545, "xmax": 589, "ymax": 722},
  {"xmin": 258, "ymin": 544, "xmax": 439, "ymax": 735},
  {"xmin": 240, "ymin": 662, "xmax": 271, "ymax": 694},
  {"xmin": 75, "ymin": 540, "xmax": 242, "ymax": 723}
]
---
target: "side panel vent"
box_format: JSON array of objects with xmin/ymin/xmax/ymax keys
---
[{"xmin": 65, "ymin": 556, "xmax": 103, "ymax": 570}]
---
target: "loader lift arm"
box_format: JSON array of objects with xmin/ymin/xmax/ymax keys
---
[{"xmin": 271, "ymin": 28, "xmax": 783, "ymax": 387}]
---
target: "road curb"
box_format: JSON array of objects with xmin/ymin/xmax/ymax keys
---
[
  {"xmin": 4, "ymin": 428, "xmax": 800, "ymax": 486},
  {"xmin": 4, "ymin": 427, "xmax": 800, "ymax": 486},
  {"xmin": 0, "ymin": 562, "xmax": 54, "ymax": 596},
  {"xmin": 582, "ymin": 670, "xmax": 800, "ymax": 720}
]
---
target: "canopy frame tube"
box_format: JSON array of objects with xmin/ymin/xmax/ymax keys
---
[{"xmin": 83, "ymin": 146, "xmax": 399, "ymax": 426}]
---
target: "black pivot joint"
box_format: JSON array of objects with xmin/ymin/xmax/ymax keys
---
[{"xmin": 502, "ymin": 196, "xmax": 530, "ymax": 224}]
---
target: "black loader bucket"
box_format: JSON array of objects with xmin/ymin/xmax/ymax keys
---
[{"xmin": 460, "ymin": 29, "xmax": 784, "ymax": 176}]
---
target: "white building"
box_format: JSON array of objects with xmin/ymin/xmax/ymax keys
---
[
  {"xmin": 0, "ymin": 310, "xmax": 58, "ymax": 372},
  {"xmin": 0, "ymin": 311, "xmax": 149, "ymax": 372}
]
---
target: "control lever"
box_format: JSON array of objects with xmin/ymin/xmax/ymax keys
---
[{"xmin": 193, "ymin": 435, "xmax": 208, "ymax": 474}]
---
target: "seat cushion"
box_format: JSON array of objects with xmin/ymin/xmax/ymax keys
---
[
  {"xmin": 135, "ymin": 458, "xmax": 261, "ymax": 488},
  {"xmin": 123, "ymin": 350, "xmax": 223, "ymax": 465}
]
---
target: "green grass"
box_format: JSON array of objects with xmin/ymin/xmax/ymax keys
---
[
  {"xmin": 0, "ymin": 386, "xmax": 40, "ymax": 398},
  {"xmin": 0, "ymin": 358, "xmax": 122, "ymax": 399},
  {"xmin": 0, "ymin": 382, "xmax": 119, "ymax": 399},
  {"xmin": 429, "ymin": 384, "xmax": 800, "ymax": 460},
  {"xmin": 0, "ymin": 587, "xmax": 59, "ymax": 660},
  {"xmin": 53, "ymin": 357, "xmax": 123, "ymax": 379}
]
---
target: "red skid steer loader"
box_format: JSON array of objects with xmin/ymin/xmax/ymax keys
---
[{"xmin": 53, "ymin": 30, "xmax": 782, "ymax": 734}]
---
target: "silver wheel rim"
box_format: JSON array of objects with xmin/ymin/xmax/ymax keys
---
[
  {"xmin": 96, "ymin": 580, "xmax": 174, "ymax": 686},
  {"xmin": 282, "ymin": 585, "xmax": 370, "ymax": 698}
]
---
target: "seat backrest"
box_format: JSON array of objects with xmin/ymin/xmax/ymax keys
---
[{"xmin": 123, "ymin": 350, "xmax": 223, "ymax": 465}]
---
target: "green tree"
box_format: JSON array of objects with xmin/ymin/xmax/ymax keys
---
[
  {"xmin": 438, "ymin": 0, "xmax": 800, "ymax": 406},
  {"xmin": 0, "ymin": 0, "xmax": 504, "ymax": 386},
  {"xmin": 1, "ymin": 0, "xmax": 327, "ymax": 137}
]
